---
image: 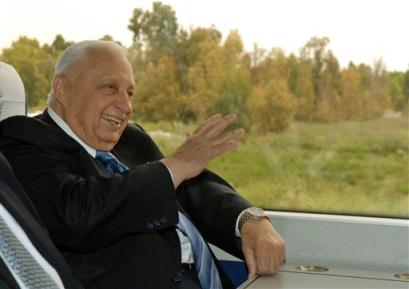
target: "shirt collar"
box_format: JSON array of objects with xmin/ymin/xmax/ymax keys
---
[{"xmin": 47, "ymin": 107, "xmax": 97, "ymax": 158}]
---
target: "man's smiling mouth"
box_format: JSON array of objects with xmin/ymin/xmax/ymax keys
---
[{"xmin": 101, "ymin": 113, "xmax": 124, "ymax": 126}]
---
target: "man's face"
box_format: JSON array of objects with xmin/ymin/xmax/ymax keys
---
[{"xmin": 57, "ymin": 47, "xmax": 135, "ymax": 151}]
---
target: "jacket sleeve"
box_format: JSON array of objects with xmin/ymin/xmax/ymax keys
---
[{"xmin": 179, "ymin": 171, "xmax": 251, "ymax": 258}]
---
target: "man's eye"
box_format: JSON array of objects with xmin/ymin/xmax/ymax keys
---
[{"xmin": 102, "ymin": 85, "xmax": 116, "ymax": 93}]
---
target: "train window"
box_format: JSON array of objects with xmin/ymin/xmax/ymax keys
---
[{"xmin": 1, "ymin": 0, "xmax": 408, "ymax": 218}]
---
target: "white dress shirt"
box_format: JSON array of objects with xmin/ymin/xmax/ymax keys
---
[{"xmin": 0, "ymin": 203, "xmax": 65, "ymax": 289}]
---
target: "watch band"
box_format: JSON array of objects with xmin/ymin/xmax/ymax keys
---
[{"xmin": 238, "ymin": 207, "xmax": 269, "ymax": 232}]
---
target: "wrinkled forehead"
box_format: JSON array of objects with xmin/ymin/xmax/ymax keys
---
[
  {"xmin": 74, "ymin": 43, "xmax": 133, "ymax": 76},
  {"xmin": 71, "ymin": 45, "xmax": 134, "ymax": 86}
]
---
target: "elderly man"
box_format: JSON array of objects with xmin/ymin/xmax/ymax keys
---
[{"xmin": 0, "ymin": 41, "xmax": 285, "ymax": 289}]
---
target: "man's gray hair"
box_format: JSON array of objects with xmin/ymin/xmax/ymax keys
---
[{"xmin": 48, "ymin": 40, "xmax": 126, "ymax": 102}]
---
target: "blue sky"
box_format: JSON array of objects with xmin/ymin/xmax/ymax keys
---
[{"xmin": 1, "ymin": 0, "xmax": 408, "ymax": 71}]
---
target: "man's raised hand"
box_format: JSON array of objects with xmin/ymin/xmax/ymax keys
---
[{"xmin": 160, "ymin": 113, "xmax": 245, "ymax": 188}]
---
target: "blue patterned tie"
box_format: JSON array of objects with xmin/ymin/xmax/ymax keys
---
[
  {"xmin": 177, "ymin": 212, "xmax": 223, "ymax": 289},
  {"xmin": 95, "ymin": 151, "xmax": 222, "ymax": 289},
  {"xmin": 95, "ymin": 151, "xmax": 128, "ymax": 174}
]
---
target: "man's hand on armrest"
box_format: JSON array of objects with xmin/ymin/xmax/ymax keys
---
[{"xmin": 240, "ymin": 218, "xmax": 286, "ymax": 278}]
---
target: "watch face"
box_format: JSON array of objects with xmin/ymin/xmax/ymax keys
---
[
  {"xmin": 239, "ymin": 207, "xmax": 267, "ymax": 232},
  {"xmin": 248, "ymin": 207, "xmax": 264, "ymax": 217}
]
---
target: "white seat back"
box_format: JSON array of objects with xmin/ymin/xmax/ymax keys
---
[{"xmin": 0, "ymin": 62, "xmax": 27, "ymax": 120}]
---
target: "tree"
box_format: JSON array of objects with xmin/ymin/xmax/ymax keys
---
[
  {"xmin": 403, "ymin": 69, "xmax": 409, "ymax": 114},
  {"xmin": 223, "ymin": 30, "xmax": 244, "ymax": 68},
  {"xmin": 250, "ymin": 79, "xmax": 296, "ymax": 133},
  {"xmin": 370, "ymin": 58, "xmax": 390, "ymax": 117},
  {"xmin": 184, "ymin": 27, "xmax": 225, "ymax": 120},
  {"xmin": 289, "ymin": 58, "xmax": 315, "ymax": 120},
  {"xmin": 249, "ymin": 44, "xmax": 267, "ymax": 67},
  {"xmin": 298, "ymin": 37, "xmax": 347, "ymax": 121},
  {"xmin": 128, "ymin": 2, "xmax": 180, "ymax": 62},
  {"xmin": 388, "ymin": 72, "xmax": 405, "ymax": 111},
  {"xmin": 133, "ymin": 56, "xmax": 183, "ymax": 121},
  {"xmin": 340, "ymin": 65, "xmax": 362, "ymax": 119},
  {"xmin": 251, "ymin": 48, "xmax": 288, "ymax": 86},
  {"xmin": 316, "ymin": 50, "xmax": 342, "ymax": 121},
  {"xmin": 128, "ymin": 1, "xmax": 191, "ymax": 122},
  {"xmin": 2, "ymin": 37, "xmax": 50, "ymax": 106},
  {"xmin": 50, "ymin": 34, "xmax": 73, "ymax": 52},
  {"xmin": 404, "ymin": 69, "xmax": 409, "ymax": 99},
  {"xmin": 300, "ymin": 36, "xmax": 330, "ymax": 107},
  {"xmin": 183, "ymin": 27, "xmax": 222, "ymax": 66},
  {"xmin": 208, "ymin": 68, "xmax": 251, "ymax": 129},
  {"xmin": 208, "ymin": 31, "xmax": 251, "ymax": 128},
  {"xmin": 99, "ymin": 35, "xmax": 122, "ymax": 46},
  {"xmin": 42, "ymin": 35, "xmax": 74, "ymax": 87}
]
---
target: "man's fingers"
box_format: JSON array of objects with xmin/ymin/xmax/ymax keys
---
[
  {"xmin": 273, "ymin": 229, "xmax": 286, "ymax": 266},
  {"xmin": 212, "ymin": 128, "xmax": 245, "ymax": 147},
  {"xmin": 204, "ymin": 113, "xmax": 237, "ymax": 138},
  {"xmin": 254, "ymin": 240, "xmax": 278, "ymax": 274},
  {"xmin": 281, "ymin": 245, "xmax": 286, "ymax": 265},
  {"xmin": 243, "ymin": 247, "xmax": 257, "ymax": 278},
  {"xmin": 193, "ymin": 114, "xmax": 222, "ymax": 135},
  {"xmin": 193, "ymin": 113, "xmax": 237, "ymax": 138},
  {"xmin": 210, "ymin": 129, "xmax": 244, "ymax": 157},
  {"xmin": 212, "ymin": 142, "xmax": 239, "ymax": 158}
]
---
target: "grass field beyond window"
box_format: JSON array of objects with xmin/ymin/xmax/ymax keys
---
[{"xmin": 141, "ymin": 118, "xmax": 408, "ymax": 218}]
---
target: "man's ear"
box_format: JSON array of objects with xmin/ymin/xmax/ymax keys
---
[{"xmin": 52, "ymin": 75, "xmax": 67, "ymax": 105}]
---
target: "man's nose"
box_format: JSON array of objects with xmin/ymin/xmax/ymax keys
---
[{"xmin": 116, "ymin": 90, "xmax": 132, "ymax": 114}]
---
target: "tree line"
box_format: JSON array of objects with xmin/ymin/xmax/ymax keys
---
[{"xmin": 1, "ymin": 2, "xmax": 408, "ymax": 133}]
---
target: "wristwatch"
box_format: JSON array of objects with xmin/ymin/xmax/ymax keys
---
[{"xmin": 238, "ymin": 207, "xmax": 269, "ymax": 232}]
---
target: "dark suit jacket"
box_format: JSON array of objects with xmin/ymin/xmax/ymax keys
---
[
  {"xmin": 0, "ymin": 111, "xmax": 251, "ymax": 289},
  {"xmin": 0, "ymin": 152, "xmax": 82, "ymax": 289}
]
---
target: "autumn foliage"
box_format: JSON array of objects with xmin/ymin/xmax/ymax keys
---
[{"xmin": 1, "ymin": 2, "xmax": 407, "ymax": 133}]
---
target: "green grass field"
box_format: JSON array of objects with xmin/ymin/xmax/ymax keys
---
[{"xmin": 140, "ymin": 117, "xmax": 409, "ymax": 218}]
